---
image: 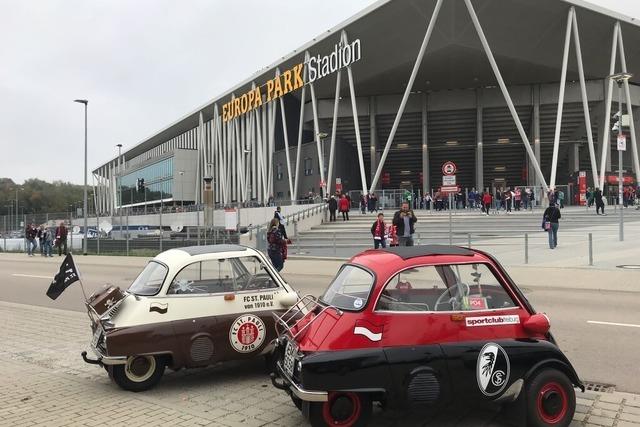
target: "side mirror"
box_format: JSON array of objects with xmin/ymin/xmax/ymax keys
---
[
  {"xmin": 280, "ymin": 291, "xmax": 299, "ymax": 308},
  {"xmin": 523, "ymin": 313, "xmax": 550, "ymax": 335}
]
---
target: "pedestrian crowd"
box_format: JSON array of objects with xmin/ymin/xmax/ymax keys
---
[{"xmin": 24, "ymin": 221, "xmax": 69, "ymax": 257}]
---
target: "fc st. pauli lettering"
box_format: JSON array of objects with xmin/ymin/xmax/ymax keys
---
[{"xmin": 222, "ymin": 39, "xmax": 361, "ymax": 123}]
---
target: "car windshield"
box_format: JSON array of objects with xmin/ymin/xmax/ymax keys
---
[
  {"xmin": 128, "ymin": 261, "xmax": 168, "ymax": 296},
  {"xmin": 320, "ymin": 265, "xmax": 374, "ymax": 311}
]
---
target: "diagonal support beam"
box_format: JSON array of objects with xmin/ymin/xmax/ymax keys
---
[
  {"xmin": 465, "ymin": 0, "xmax": 549, "ymax": 192},
  {"xmin": 550, "ymin": 7, "xmax": 574, "ymax": 188},
  {"xmin": 617, "ymin": 26, "xmax": 640, "ymax": 184},
  {"xmin": 599, "ymin": 23, "xmax": 619, "ymax": 190},
  {"xmin": 307, "ymin": 52, "xmax": 327, "ymax": 197},
  {"xmin": 327, "ymin": 69, "xmax": 342, "ymax": 197},
  {"xmin": 572, "ymin": 10, "xmax": 600, "ymax": 190},
  {"xmin": 369, "ymin": 0, "xmax": 443, "ymax": 193},
  {"xmin": 293, "ymin": 83, "xmax": 307, "ymax": 203},
  {"xmin": 342, "ymin": 32, "xmax": 369, "ymax": 195}
]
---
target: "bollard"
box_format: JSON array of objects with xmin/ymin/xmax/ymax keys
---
[
  {"xmin": 588, "ymin": 233, "xmax": 593, "ymax": 266},
  {"xmin": 524, "ymin": 233, "xmax": 529, "ymax": 264},
  {"xmin": 333, "ymin": 232, "xmax": 336, "ymax": 255},
  {"xmin": 468, "ymin": 233, "xmax": 471, "ymax": 249}
]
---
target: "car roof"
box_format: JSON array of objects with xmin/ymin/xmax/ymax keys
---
[
  {"xmin": 349, "ymin": 245, "xmax": 492, "ymax": 276},
  {"xmin": 378, "ymin": 245, "xmax": 475, "ymax": 260},
  {"xmin": 153, "ymin": 244, "xmax": 258, "ymax": 266}
]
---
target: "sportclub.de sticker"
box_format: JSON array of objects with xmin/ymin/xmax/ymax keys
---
[
  {"xmin": 476, "ymin": 342, "xmax": 510, "ymax": 397},
  {"xmin": 229, "ymin": 315, "xmax": 266, "ymax": 353}
]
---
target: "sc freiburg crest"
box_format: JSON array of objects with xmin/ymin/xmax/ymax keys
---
[{"xmin": 476, "ymin": 342, "xmax": 510, "ymax": 397}]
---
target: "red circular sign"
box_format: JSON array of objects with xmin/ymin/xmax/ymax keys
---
[{"xmin": 442, "ymin": 161, "xmax": 457, "ymax": 176}]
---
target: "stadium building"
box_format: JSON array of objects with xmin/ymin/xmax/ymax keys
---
[{"xmin": 93, "ymin": 0, "xmax": 640, "ymax": 213}]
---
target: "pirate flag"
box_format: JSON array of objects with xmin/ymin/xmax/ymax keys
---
[{"xmin": 46, "ymin": 254, "xmax": 81, "ymax": 300}]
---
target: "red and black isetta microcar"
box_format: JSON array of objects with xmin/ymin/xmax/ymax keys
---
[{"xmin": 271, "ymin": 246, "xmax": 583, "ymax": 427}]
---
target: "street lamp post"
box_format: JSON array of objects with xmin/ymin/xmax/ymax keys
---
[
  {"xmin": 608, "ymin": 72, "xmax": 632, "ymax": 242},
  {"xmin": 74, "ymin": 99, "xmax": 89, "ymax": 255},
  {"xmin": 178, "ymin": 171, "xmax": 185, "ymax": 209},
  {"xmin": 117, "ymin": 144, "xmax": 123, "ymax": 239}
]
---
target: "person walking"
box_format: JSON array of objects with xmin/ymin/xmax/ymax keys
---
[
  {"xmin": 424, "ymin": 193, "xmax": 432, "ymax": 210},
  {"xmin": 504, "ymin": 189, "xmax": 513, "ymax": 213},
  {"xmin": 274, "ymin": 206, "xmax": 288, "ymax": 239},
  {"xmin": 542, "ymin": 202, "xmax": 561, "ymax": 249},
  {"xmin": 586, "ymin": 187, "xmax": 593, "ymax": 208},
  {"xmin": 55, "ymin": 221, "xmax": 68, "ymax": 256},
  {"xmin": 43, "ymin": 226, "xmax": 54, "ymax": 257},
  {"xmin": 360, "ymin": 194, "xmax": 367, "ymax": 214},
  {"xmin": 369, "ymin": 193, "xmax": 378, "ymax": 212},
  {"xmin": 482, "ymin": 191, "xmax": 492, "ymax": 215},
  {"xmin": 339, "ymin": 194, "xmax": 350, "ymax": 221},
  {"xmin": 393, "ymin": 202, "xmax": 417, "ymax": 246},
  {"xmin": 328, "ymin": 196, "xmax": 338, "ymax": 222},
  {"xmin": 514, "ymin": 188, "xmax": 522, "ymax": 211},
  {"xmin": 370, "ymin": 213, "xmax": 387, "ymax": 249},
  {"xmin": 558, "ymin": 189, "xmax": 565, "ymax": 209},
  {"xmin": 267, "ymin": 219, "xmax": 287, "ymax": 271},
  {"xmin": 37, "ymin": 225, "xmax": 45, "ymax": 256},
  {"xmin": 594, "ymin": 188, "xmax": 605, "ymax": 215},
  {"xmin": 25, "ymin": 223, "xmax": 38, "ymax": 256}
]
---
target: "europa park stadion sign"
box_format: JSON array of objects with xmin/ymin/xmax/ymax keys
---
[{"xmin": 222, "ymin": 39, "xmax": 362, "ymax": 122}]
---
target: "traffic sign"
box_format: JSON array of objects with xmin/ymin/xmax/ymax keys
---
[
  {"xmin": 440, "ymin": 185, "xmax": 459, "ymax": 193},
  {"xmin": 617, "ymin": 135, "xmax": 627, "ymax": 151},
  {"xmin": 442, "ymin": 175, "xmax": 457, "ymax": 186},
  {"xmin": 442, "ymin": 161, "xmax": 457, "ymax": 176}
]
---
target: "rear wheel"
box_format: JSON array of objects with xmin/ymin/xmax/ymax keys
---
[
  {"xmin": 108, "ymin": 355, "xmax": 165, "ymax": 392},
  {"xmin": 308, "ymin": 392, "xmax": 371, "ymax": 427},
  {"xmin": 526, "ymin": 368, "xmax": 575, "ymax": 427}
]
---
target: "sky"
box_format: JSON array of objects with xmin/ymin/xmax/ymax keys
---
[{"xmin": 1, "ymin": 0, "xmax": 640, "ymax": 185}]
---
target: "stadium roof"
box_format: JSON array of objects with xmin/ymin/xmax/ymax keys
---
[{"xmin": 111, "ymin": 0, "xmax": 640, "ymax": 166}]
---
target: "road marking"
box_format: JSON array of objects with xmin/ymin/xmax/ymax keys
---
[
  {"xmin": 12, "ymin": 274, "xmax": 51, "ymax": 279},
  {"xmin": 587, "ymin": 320, "xmax": 640, "ymax": 329}
]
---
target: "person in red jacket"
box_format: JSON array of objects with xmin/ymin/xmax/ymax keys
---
[
  {"xmin": 370, "ymin": 213, "xmax": 387, "ymax": 249},
  {"xmin": 482, "ymin": 191, "xmax": 493, "ymax": 215},
  {"xmin": 339, "ymin": 194, "xmax": 350, "ymax": 221}
]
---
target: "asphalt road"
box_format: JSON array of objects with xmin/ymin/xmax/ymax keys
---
[{"xmin": 2, "ymin": 254, "xmax": 639, "ymax": 394}]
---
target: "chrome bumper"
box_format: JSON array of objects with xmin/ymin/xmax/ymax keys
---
[
  {"xmin": 273, "ymin": 361, "xmax": 328, "ymax": 402},
  {"xmin": 84, "ymin": 342, "xmax": 127, "ymax": 366}
]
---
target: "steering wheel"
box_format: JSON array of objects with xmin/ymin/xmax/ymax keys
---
[
  {"xmin": 243, "ymin": 274, "xmax": 271, "ymax": 291},
  {"xmin": 434, "ymin": 282, "xmax": 470, "ymax": 311}
]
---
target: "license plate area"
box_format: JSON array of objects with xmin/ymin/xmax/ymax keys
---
[
  {"xmin": 283, "ymin": 340, "xmax": 297, "ymax": 378},
  {"xmin": 91, "ymin": 325, "xmax": 103, "ymax": 348}
]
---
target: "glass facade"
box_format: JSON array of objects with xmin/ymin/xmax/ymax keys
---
[{"xmin": 117, "ymin": 157, "xmax": 174, "ymax": 206}]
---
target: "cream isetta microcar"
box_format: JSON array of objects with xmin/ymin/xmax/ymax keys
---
[{"xmin": 81, "ymin": 244, "xmax": 298, "ymax": 391}]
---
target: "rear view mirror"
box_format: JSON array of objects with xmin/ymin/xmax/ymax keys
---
[{"xmin": 280, "ymin": 291, "xmax": 299, "ymax": 308}]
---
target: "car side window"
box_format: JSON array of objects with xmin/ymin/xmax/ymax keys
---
[
  {"xmin": 167, "ymin": 256, "xmax": 279, "ymax": 295},
  {"xmin": 375, "ymin": 264, "xmax": 518, "ymax": 312},
  {"xmin": 168, "ymin": 259, "xmax": 236, "ymax": 295}
]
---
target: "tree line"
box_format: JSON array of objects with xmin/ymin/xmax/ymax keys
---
[{"xmin": 0, "ymin": 178, "xmax": 87, "ymax": 215}]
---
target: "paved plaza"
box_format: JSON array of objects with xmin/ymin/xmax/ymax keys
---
[{"xmin": 1, "ymin": 300, "xmax": 640, "ymax": 427}]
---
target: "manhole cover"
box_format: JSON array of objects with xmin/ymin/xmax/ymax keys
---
[
  {"xmin": 616, "ymin": 265, "xmax": 640, "ymax": 270},
  {"xmin": 583, "ymin": 381, "xmax": 616, "ymax": 393}
]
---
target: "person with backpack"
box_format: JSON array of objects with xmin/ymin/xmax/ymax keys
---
[
  {"xmin": 267, "ymin": 219, "xmax": 287, "ymax": 271},
  {"xmin": 274, "ymin": 206, "xmax": 288, "ymax": 239},
  {"xmin": 594, "ymin": 188, "xmax": 605, "ymax": 215},
  {"xmin": 370, "ymin": 213, "xmax": 387, "ymax": 249},
  {"xmin": 542, "ymin": 202, "xmax": 562, "ymax": 249},
  {"xmin": 328, "ymin": 196, "xmax": 338, "ymax": 222}
]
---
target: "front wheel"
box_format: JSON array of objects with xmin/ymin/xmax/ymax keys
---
[
  {"xmin": 309, "ymin": 392, "xmax": 372, "ymax": 427},
  {"xmin": 108, "ymin": 355, "xmax": 165, "ymax": 392},
  {"xmin": 526, "ymin": 368, "xmax": 576, "ymax": 427}
]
